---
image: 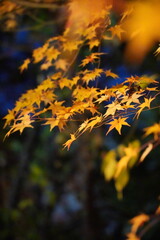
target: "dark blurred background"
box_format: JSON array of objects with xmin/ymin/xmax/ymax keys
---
[{"xmin": 1, "ymin": 2, "xmax": 160, "ymax": 240}]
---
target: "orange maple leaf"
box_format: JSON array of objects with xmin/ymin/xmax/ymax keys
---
[
  {"xmin": 109, "ymin": 24, "xmax": 125, "ymax": 39},
  {"xmin": 105, "ymin": 69, "xmax": 119, "ymax": 79},
  {"xmin": 126, "ymin": 233, "xmax": 140, "ymax": 240},
  {"xmin": 19, "ymin": 58, "xmax": 30, "ymax": 73},
  {"xmin": 80, "ymin": 53, "xmax": 104, "ymax": 67},
  {"xmin": 130, "ymin": 213, "xmax": 150, "ymax": 234}
]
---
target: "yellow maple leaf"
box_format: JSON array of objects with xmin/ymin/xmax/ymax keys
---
[
  {"xmin": 63, "ymin": 134, "xmax": 76, "ymax": 150},
  {"xmin": 88, "ymin": 39, "xmax": 100, "ymax": 50},
  {"xmin": 122, "ymin": 92, "xmax": 143, "ymax": 106},
  {"xmin": 104, "ymin": 101, "xmax": 124, "ymax": 118},
  {"xmin": 19, "ymin": 58, "xmax": 30, "ymax": 73},
  {"xmin": 72, "ymin": 86, "xmax": 98, "ymax": 101},
  {"xmin": 109, "ymin": 24, "xmax": 125, "ymax": 40},
  {"xmin": 46, "ymin": 47, "xmax": 60, "ymax": 62},
  {"xmin": 6, "ymin": 114, "xmax": 34, "ymax": 136},
  {"xmin": 40, "ymin": 61, "xmax": 52, "ymax": 70},
  {"xmin": 105, "ymin": 69, "xmax": 119, "ymax": 79},
  {"xmin": 80, "ymin": 53, "xmax": 103, "ymax": 67},
  {"xmin": 78, "ymin": 119, "xmax": 89, "ymax": 133},
  {"xmin": 32, "ymin": 43, "xmax": 49, "ymax": 63},
  {"xmin": 106, "ymin": 117, "xmax": 130, "ymax": 135},
  {"xmin": 63, "ymin": 40, "xmax": 83, "ymax": 52},
  {"xmin": 136, "ymin": 97, "xmax": 155, "ymax": 118},
  {"xmin": 143, "ymin": 123, "xmax": 160, "ymax": 140},
  {"xmin": 95, "ymin": 94, "xmax": 110, "ymax": 104},
  {"xmin": 102, "ymin": 150, "xmax": 117, "ymax": 181},
  {"xmin": 3, "ymin": 109, "xmax": 15, "ymax": 128},
  {"xmin": 115, "ymin": 169, "xmax": 129, "ymax": 199},
  {"xmin": 82, "ymin": 68, "xmax": 103, "ymax": 84},
  {"xmin": 83, "ymin": 115, "xmax": 103, "ymax": 132},
  {"xmin": 54, "ymin": 59, "xmax": 68, "ymax": 71},
  {"xmin": 115, "ymin": 143, "xmax": 139, "ymax": 178},
  {"xmin": 43, "ymin": 118, "xmax": 59, "ymax": 131}
]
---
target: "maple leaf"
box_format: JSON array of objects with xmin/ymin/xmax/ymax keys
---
[
  {"xmin": 104, "ymin": 102, "xmax": 124, "ymax": 118},
  {"xmin": 72, "ymin": 86, "xmax": 99, "ymax": 101},
  {"xmin": 122, "ymin": 92, "xmax": 143, "ymax": 106},
  {"xmin": 115, "ymin": 143, "xmax": 139, "ymax": 178},
  {"xmin": 80, "ymin": 53, "xmax": 104, "ymax": 67},
  {"xmin": 63, "ymin": 134, "xmax": 76, "ymax": 150},
  {"xmin": 130, "ymin": 214, "xmax": 150, "ymax": 234},
  {"xmin": 40, "ymin": 61, "xmax": 52, "ymax": 70},
  {"xmin": 77, "ymin": 119, "xmax": 89, "ymax": 133},
  {"xmin": 136, "ymin": 75, "xmax": 158, "ymax": 89},
  {"xmin": 46, "ymin": 47, "xmax": 60, "ymax": 62},
  {"xmin": 126, "ymin": 233, "xmax": 140, "ymax": 240},
  {"xmin": 136, "ymin": 97, "xmax": 155, "ymax": 118},
  {"xmin": 82, "ymin": 68, "xmax": 103, "ymax": 84},
  {"xmin": 63, "ymin": 40, "xmax": 83, "ymax": 52},
  {"xmin": 95, "ymin": 94, "xmax": 110, "ymax": 104},
  {"xmin": 143, "ymin": 123, "xmax": 160, "ymax": 140},
  {"xmin": 19, "ymin": 58, "xmax": 30, "ymax": 73},
  {"xmin": 102, "ymin": 150, "xmax": 117, "ymax": 181},
  {"xmin": 88, "ymin": 39, "xmax": 100, "ymax": 50},
  {"xmin": 106, "ymin": 117, "xmax": 130, "ymax": 135},
  {"xmin": 54, "ymin": 59, "xmax": 68, "ymax": 71},
  {"xmin": 83, "ymin": 24, "xmax": 97, "ymax": 39},
  {"xmin": 43, "ymin": 118, "xmax": 59, "ymax": 131},
  {"xmin": 3, "ymin": 109, "xmax": 15, "ymax": 128},
  {"xmin": 59, "ymin": 78, "xmax": 72, "ymax": 89},
  {"xmin": 83, "ymin": 115, "xmax": 103, "ymax": 132},
  {"xmin": 105, "ymin": 69, "xmax": 119, "ymax": 79},
  {"xmin": 7, "ymin": 114, "xmax": 34, "ymax": 136},
  {"xmin": 32, "ymin": 43, "xmax": 49, "ymax": 63},
  {"xmin": 111, "ymin": 83, "xmax": 128, "ymax": 95},
  {"xmin": 109, "ymin": 24, "xmax": 125, "ymax": 39}
]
